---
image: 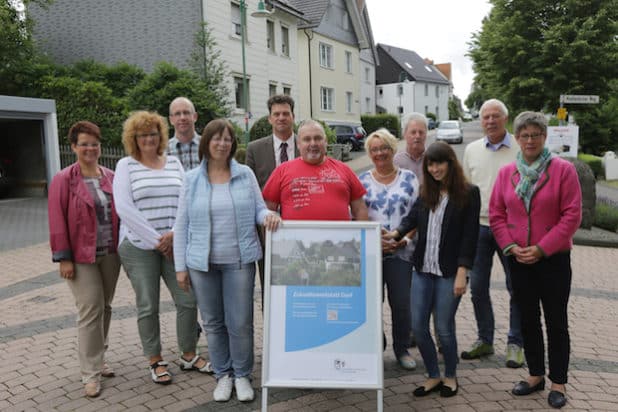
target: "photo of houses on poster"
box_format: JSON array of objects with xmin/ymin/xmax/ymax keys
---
[{"xmin": 270, "ymin": 229, "xmax": 362, "ymax": 287}]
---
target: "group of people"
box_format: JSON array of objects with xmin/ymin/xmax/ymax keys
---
[{"xmin": 48, "ymin": 95, "xmax": 581, "ymax": 409}]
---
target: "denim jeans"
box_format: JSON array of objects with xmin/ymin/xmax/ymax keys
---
[
  {"xmin": 189, "ymin": 262, "xmax": 255, "ymax": 379},
  {"xmin": 469, "ymin": 225, "xmax": 523, "ymax": 346},
  {"xmin": 509, "ymin": 253, "xmax": 572, "ymax": 384},
  {"xmin": 383, "ymin": 256, "xmax": 412, "ymax": 358},
  {"xmin": 118, "ymin": 240, "xmax": 198, "ymax": 357},
  {"xmin": 411, "ymin": 271, "xmax": 461, "ymax": 378}
]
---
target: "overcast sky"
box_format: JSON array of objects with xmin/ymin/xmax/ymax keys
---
[{"xmin": 365, "ymin": 0, "xmax": 493, "ymax": 108}]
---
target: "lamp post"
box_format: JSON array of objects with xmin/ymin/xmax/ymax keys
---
[{"xmin": 239, "ymin": 0, "xmax": 272, "ymax": 145}]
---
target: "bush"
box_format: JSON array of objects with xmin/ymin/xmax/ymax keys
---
[
  {"xmin": 316, "ymin": 120, "xmax": 336, "ymax": 145},
  {"xmin": 425, "ymin": 112, "xmax": 437, "ymax": 121},
  {"xmin": 595, "ymin": 198, "xmax": 618, "ymax": 232},
  {"xmin": 361, "ymin": 114, "xmax": 400, "ymax": 137},
  {"xmin": 249, "ymin": 115, "xmax": 271, "ymax": 142},
  {"xmin": 578, "ymin": 153, "xmax": 603, "ymax": 178}
]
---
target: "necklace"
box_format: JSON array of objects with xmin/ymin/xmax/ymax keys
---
[{"xmin": 373, "ymin": 167, "xmax": 398, "ymax": 179}]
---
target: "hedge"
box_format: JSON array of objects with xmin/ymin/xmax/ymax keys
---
[{"xmin": 361, "ymin": 114, "xmax": 400, "ymax": 138}]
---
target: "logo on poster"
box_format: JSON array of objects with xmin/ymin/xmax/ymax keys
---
[{"xmin": 334, "ymin": 359, "xmax": 346, "ymax": 369}]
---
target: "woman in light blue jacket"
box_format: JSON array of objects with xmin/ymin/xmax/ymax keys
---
[{"xmin": 174, "ymin": 119, "xmax": 280, "ymax": 403}]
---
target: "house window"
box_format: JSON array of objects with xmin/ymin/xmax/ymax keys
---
[
  {"xmin": 319, "ymin": 42, "xmax": 333, "ymax": 69},
  {"xmin": 283, "ymin": 86, "xmax": 291, "ymax": 96},
  {"xmin": 378, "ymin": 87, "xmax": 383, "ymax": 96},
  {"xmin": 435, "ymin": 85, "xmax": 439, "ymax": 98},
  {"xmin": 342, "ymin": 11, "xmax": 349, "ymax": 30},
  {"xmin": 320, "ymin": 87, "xmax": 334, "ymax": 111},
  {"xmin": 397, "ymin": 85, "xmax": 403, "ymax": 96},
  {"xmin": 281, "ymin": 26, "xmax": 289, "ymax": 56},
  {"xmin": 234, "ymin": 76, "xmax": 250, "ymax": 110},
  {"xmin": 266, "ymin": 20, "xmax": 275, "ymax": 52},
  {"xmin": 269, "ymin": 83, "xmax": 277, "ymax": 96},
  {"xmin": 231, "ymin": 3, "xmax": 242, "ymax": 36},
  {"xmin": 424, "ymin": 84, "xmax": 428, "ymax": 96},
  {"xmin": 398, "ymin": 106, "xmax": 404, "ymax": 114},
  {"xmin": 436, "ymin": 106, "xmax": 439, "ymax": 117},
  {"xmin": 365, "ymin": 67, "xmax": 370, "ymax": 83},
  {"xmin": 346, "ymin": 92, "xmax": 353, "ymax": 113},
  {"xmin": 365, "ymin": 97, "xmax": 371, "ymax": 113},
  {"xmin": 345, "ymin": 51, "xmax": 352, "ymax": 73},
  {"xmin": 424, "ymin": 105, "xmax": 428, "ymax": 114}
]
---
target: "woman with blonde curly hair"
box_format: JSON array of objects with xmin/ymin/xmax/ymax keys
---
[{"xmin": 113, "ymin": 111, "xmax": 209, "ymax": 385}]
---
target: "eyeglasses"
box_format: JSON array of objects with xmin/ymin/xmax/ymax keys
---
[
  {"xmin": 76, "ymin": 142, "xmax": 100, "ymax": 148},
  {"xmin": 170, "ymin": 110, "xmax": 193, "ymax": 117},
  {"xmin": 136, "ymin": 132, "xmax": 160, "ymax": 139},
  {"xmin": 518, "ymin": 133, "xmax": 544, "ymax": 141},
  {"xmin": 212, "ymin": 136, "xmax": 234, "ymax": 144},
  {"xmin": 369, "ymin": 146, "xmax": 392, "ymax": 154}
]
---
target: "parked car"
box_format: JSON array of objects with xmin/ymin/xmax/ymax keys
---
[
  {"xmin": 435, "ymin": 120, "xmax": 463, "ymax": 144},
  {"xmin": 427, "ymin": 118, "xmax": 437, "ymax": 130},
  {"xmin": 327, "ymin": 123, "xmax": 367, "ymax": 151}
]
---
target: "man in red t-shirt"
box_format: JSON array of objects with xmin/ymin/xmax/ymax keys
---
[{"xmin": 262, "ymin": 119, "xmax": 368, "ymax": 221}]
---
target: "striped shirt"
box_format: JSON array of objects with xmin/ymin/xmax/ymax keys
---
[
  {"xmin": 421, "ymin": 194, "xmax": 449, "ymax": 277},
  {"xmin": 113, "ymin": 155, "xmax": 184, "ymax": 250}
]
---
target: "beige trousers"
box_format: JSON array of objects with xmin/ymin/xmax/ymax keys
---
[{"xmin": 66, "ymin": 253, "xmax": 121, "ymax": 383}]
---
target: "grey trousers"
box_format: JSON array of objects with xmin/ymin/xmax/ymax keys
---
[{"xmin": 118, "ymin": 239, "xmax": 198, "ymax": 357}]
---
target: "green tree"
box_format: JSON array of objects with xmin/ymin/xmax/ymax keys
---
[
  {"xmin": 127, "ymin": 62, "xmax": 227, "ymax": 132},
  {"xmin": 189, "ymin": 22, "xmax": 230, "ymax": 112},
  {"xmin": 0, "ymin": 0, "xmax": 51, "ymax": 95},
  {"xmin": 468, "ymin": 0, "xmax": 618, "ymax": 153},
  {"xmin": 448, "ymin": 96, "xmax": 463, "ymax": 120},
  {"xmin": 69, "ymin": 60, "xmax": 145, "ymax": 97},
  {"xmin": 38, "ymin": 76, "xmax": 128, "ymax": 145}
]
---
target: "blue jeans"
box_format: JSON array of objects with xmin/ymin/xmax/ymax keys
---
[
  {"xmin": 469, "ymin": 225, "xmax": 522, "ymax": 346},
  {"xmin": 411, "ymin": 271, "xmax": 461, "ymax": 378},
  {"xmin": 189, "ymin": 263, "xmax": 255, "ymax": 379},
  {"xmin": 383, "ymin": 257, "xmax": 412, "ymax": 358}
]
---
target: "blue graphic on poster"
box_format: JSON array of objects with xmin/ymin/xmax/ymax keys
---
[{"xmin": 284, "ymin": 230, "xmax": 366, "ymax": 351}]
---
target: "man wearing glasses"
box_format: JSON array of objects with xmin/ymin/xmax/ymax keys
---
[
  {"xmin": 461, "ymin": 99, "xmax": 524, "ymax": 368},
  {"xmin": 167, "ymin": 97, "xmax": 200, "ymax": 171}
]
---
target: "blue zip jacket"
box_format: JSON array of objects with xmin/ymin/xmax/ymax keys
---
[{"xmin": 174, "ymin": 158, "xmax": 270, "ymax": 272}]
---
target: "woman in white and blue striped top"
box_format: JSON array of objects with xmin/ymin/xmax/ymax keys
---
[{"xmin": 113, "ymin": 111, "xmax": 209, "ymax": 386}]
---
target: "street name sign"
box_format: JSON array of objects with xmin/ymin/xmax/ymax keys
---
[{"xmin": 560, "ymin": 95, "xmax": 600, "ymax": 104}]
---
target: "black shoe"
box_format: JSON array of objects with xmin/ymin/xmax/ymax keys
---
[
  {"xmin": 512, "ymin": 378, "xmax": 545, "ymax": 396},
  {"xmin": 440, "ymin": 381, "xmax": 458, "ymax": 397},
  {"xmin": 548, "ymin": 390, "xmax": 567, "ymax": 409},
  {"xmin": 413, "ymin": 381, "xmax": 443, "ymax": 397}
]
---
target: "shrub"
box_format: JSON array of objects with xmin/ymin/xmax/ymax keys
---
[
  {"xmin": 425, "ymin": 112, "xmax": 437, "ymax": 121},
  {"xmin": 361, "ymin": 114, "xmax": 400, "ymax": 137},
  {"xmin": 316, "ymin": 120, "xmax": 336, "ymax": 145},
  {"xmin": 249, "ymin": 115, "xmax": 271, "ymax": 142},
  {"xmin": 578, "ymin": 153, "xmax": 603, "ymax": 178},
  {"xmin": 595, "ymin": 198, "xmax": 618, "ymax": 232}
]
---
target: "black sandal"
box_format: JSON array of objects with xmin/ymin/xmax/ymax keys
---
[{"xmin": 150, "ymin": 360, "xmax": 172, "ymax": 385}]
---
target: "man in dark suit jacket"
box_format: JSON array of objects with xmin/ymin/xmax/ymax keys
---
[
  {"xmin": 246, "ymin": 94, "xmax": 298, "ymax": 188},
  {"xmin": 246, "ymin": 95, "xmax": 298, "ymax": 306}
]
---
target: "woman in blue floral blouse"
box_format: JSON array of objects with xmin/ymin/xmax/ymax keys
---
[{"xmin": 359, "ymin": 128, "xmax": 420, "ymax": 370}]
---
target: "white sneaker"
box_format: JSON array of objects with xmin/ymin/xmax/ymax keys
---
[
  {"xmin": 213, "ymin": 375, "xmax": 233, "ymax": 402},
  {"xmin": 234, "ymin": 376, "xmax": 255, "ymax": 402}
]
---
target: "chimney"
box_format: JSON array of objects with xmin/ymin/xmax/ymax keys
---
[{"xmin": 424, "ymin": 58, "xmax": 434, "ymax": 65}]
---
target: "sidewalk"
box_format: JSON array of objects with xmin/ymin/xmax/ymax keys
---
[{"xmin": 1, "ymin": 239, "xmax": 617, "ymax": 411}]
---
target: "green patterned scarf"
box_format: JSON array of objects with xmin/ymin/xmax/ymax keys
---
[{"xmin": 515, "ymin": 147, "xmax": 553, "ymax": 211}]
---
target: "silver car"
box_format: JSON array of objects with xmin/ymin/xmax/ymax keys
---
[{"xmin": 436, "ymin": 120, "xmax": 463, "ymax": 144}]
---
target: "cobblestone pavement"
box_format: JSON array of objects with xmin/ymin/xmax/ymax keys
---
[{"xmin": 1, "ymin": 234, "xmax": 617, "ymax": 410}]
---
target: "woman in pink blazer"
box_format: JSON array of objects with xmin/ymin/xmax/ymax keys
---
[
  {"xmin": 48, "ymin": 121, "xmax": 120, "ymax": 398},
  {"xmin": 489, "ymin": 112, "xmax": 581, "ymax": 409}
]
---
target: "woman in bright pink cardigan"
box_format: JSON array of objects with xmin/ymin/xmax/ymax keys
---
[{"xmin": 489, "ymin": 111, "xmax": 581, "ymax": 409}]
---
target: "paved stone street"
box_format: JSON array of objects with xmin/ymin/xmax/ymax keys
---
[{"xmin": 1, "ymin": 195, "xmax": 617, "ymax": 411}]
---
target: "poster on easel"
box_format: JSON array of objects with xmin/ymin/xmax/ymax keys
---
[{"xmin": 261, "ymin": 221, "xmax": 383, "ymax": 389}]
